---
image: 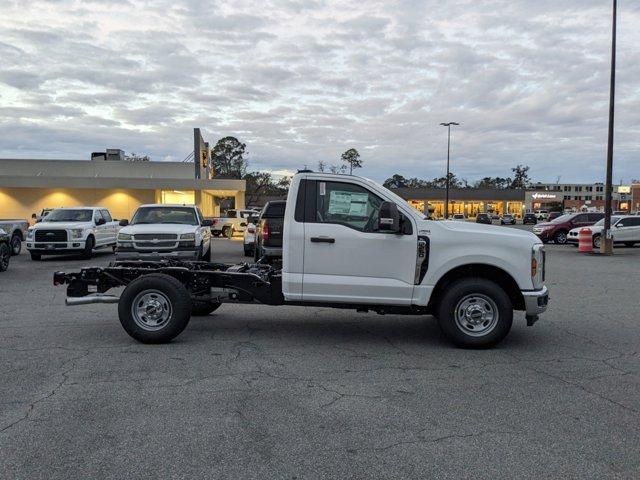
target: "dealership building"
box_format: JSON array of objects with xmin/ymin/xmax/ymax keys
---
[
  {"xmin": 0, "ymin": 151, "xmax": 246, "ymax": 221},
  {"xmin": 395, "ymin": 182, "xmax": 639, "ymax": 218}
]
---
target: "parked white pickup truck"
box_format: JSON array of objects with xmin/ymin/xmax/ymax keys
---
[
  {"xmin": 55, "ymin": 171, "xmax": 548, "ymax": 348},
  {"xmin": 210, "ymin": 208, "xmax": 260, "ymax": 238},
  {"xmin": 116, "ymin": 204, "xmax": 213, "ymax": 261},
  {"xmin": 0, "ymin": 219, "xmax": 29, "ymax": 255},
  {"xmin": 26, "ymin": 207, "xmax": 120, "ymax": 260}
]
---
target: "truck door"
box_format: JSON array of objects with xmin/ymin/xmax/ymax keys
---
[
  {"xmin": 300, "ymin": 179, "xmax": 417, "ymax": 305},
  {"xmin": 93, "ymin": 210, "xmax": 107, "ymax": 246}
]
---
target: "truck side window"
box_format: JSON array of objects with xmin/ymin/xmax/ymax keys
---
[
  {"xmin": 101, "ymin": 210, "xmax": 112, "ymax": 222},
  {"xmin": 227, "ymin": 210, "xmax": 236, "ymax": 218},
  {"xmin": 94, "ymin": 210, "xmax": 104, "ymax": 224},
  {"xmin": 315, "ymin": 181, "xmax": 383, "ymax": 232}
]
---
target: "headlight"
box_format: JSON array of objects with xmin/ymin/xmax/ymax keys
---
[
  {"xmin": 118, "ymin": 233, "xmax": 132, "ymax": 241},
  {"xmin": 70, "ymin": 229, "xmax": 84, "ymax": 239},
  {"xmin": 180, "ymin": 233, "xmax": 195, "ymax": 241},
  {"xmin": 27, "ymin": 229, "xmax": 34, "ymax": 239}
]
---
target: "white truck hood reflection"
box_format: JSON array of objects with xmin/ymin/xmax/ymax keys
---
[
  {"xmin": 32, "ymin": 221, "xmax": 94, "ymax": 230},
  {"xmin": 420, "ymin": 219, "xmax": 540, "ymax": 242}
]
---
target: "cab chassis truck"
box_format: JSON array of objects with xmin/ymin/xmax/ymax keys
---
[{"xmin": 53, "ymin": 172, "xmax": 549, "ymax": 348}]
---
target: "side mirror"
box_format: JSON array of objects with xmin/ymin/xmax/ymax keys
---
[
  {"xmin": 201, "ymin": 219, "xmax": 213, "ymax": 227},
  {"xmin": 119, "ymin": 219, "xmax": 129, "ymax": 226},
  {"xmin": 378, "ymin": 201, "xmax": 400, "ymax": 232},
  {"xmin": 96, "ymin": 218, "xmax": 106, "ymax": 226}
]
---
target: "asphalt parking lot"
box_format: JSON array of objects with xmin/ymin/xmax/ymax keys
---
[{"xmin": 1, "ymin": 232, "xmax": 639, "ymax": 479}]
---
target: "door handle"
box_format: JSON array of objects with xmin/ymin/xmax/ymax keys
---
[{"xmin": 310, "ymin": 236, "xmax": 335, "ymax": 244}]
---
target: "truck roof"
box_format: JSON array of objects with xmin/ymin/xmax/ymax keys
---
[
  {"xmin": 51, "ymin": 206, "xmax": 107, "ymax": 210},
  {"xmin": 138, "ymin": 204, "xmax": 196, "ymax": 208}
]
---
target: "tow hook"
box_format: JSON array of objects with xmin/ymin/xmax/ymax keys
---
[{"xmin": 526, "ymin": 314, "xmax": 539, "ymax": 327}]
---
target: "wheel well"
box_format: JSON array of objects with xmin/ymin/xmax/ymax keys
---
[
  {"xmin": 12, "ymin": 230, "xmax": 23, "ymax": 240},
  {"xmin": 428, "ymin": 264, "xmax": 525, "ymax": 311}
]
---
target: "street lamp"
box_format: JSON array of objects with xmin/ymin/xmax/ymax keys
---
[
  {"xmin": 602, "ymin": 0, "xmax": 617, "ymax": 254},
  {"xmin": 440, "ymin": 122, "xmax": 460, "ymax": 219}
]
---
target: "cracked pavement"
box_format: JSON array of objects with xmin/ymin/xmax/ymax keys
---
[{"xmin": 1, "ymin": 236, "xmax": 639, "ymax": 479}]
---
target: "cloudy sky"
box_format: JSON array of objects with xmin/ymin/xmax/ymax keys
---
[{"xmin": 0, "ymin": 0, "xmax": 639, "ymax": 184}]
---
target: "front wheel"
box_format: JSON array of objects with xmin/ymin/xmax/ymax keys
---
[
  {"xmin": 436, "ymin": 278, "xmax": 513, "ymax": 348},
  {"xmin": 0, "ymin": 243, "xmax": 10, "ymax": 271},
  {"xmin": 82, "ymin": 236, "xmax": 94, "ymax": 259},
  {"xmin": 554, "ymin": 231, "xmax": 568, "ymax": 245},
  {"xmin": 10, "ymin": 235, "xmax": 21, "ymax": 255},
  {"xmin": 118, "ymin": 273, "xmax": 192, "ymax": 343},
  {"xmin": 592, "ymin": 234, "xmax": 601, "ymax": 249}
]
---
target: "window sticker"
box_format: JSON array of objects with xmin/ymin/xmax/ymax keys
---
[
  {"xmin": 319, "ymin": 182, "xmax": 326, "ymax": 196},
  {"xmin": 328, "ymin": 190, "xmax": 368, "ymax": 217}
]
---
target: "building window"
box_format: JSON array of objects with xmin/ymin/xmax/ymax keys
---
[
  {"xmin": 574, "ymin": 196, "xmax": 580, "ymax": 200},
  {"xmin": 563, "ymin": 185, "xmax": 571, "ymax": 192},
  {"xmin": 564, "ymin": 195, "xmax": 571, "ymax": 200},
  {"xmin": 596, "ymin": 195, "xmax": 603, "ymax": 200},
  {"xmin": 586, "ymin": 186, "xmax": 593, "ymax": 192},
  {"xmin": 575, "ymin": 186, "xmax": 582, "ymax": 192},
  {"xmin": 585, "ymin": 196, "xmax": 592, "ymax": 200},
  {"xmin": 596, "ymin": 186, "xmax": 604, "ymax": 192}
]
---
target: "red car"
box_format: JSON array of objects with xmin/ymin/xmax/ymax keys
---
[{"xmin": 532, "ymin": 212, "xmax": 604, "ymax": 244}]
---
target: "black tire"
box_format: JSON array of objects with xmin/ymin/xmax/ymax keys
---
[
  {"xmin": 118, "ymin": 273, "xmax": 192, "ymax": 343},
  {"xmin": 202, "ymin": 242, "xmax": 212, "ymax": 261},
  {"xmin": 0, "ymin": 243, "xmax": 10, "ymax": 272},
  {"xmin": 244, "ymin": 245, "xmax": 253, "ymax": 257},
  {"xmin": 624, "ymin": 242, "xmax": 635, "ymax": 248},
  {"xmin": 254, "ymin": 243, "xmax": 261, "ymax": 262},
  {"xmin": 436, "ymin": 278, "xmax": 513, "ymax": 348},
  {"xmin": 191, "ymin": 300, "xmax": 221, "ymax": 316},
  {"xmin": 592, "ymin": 234, "xmax": 601, "ymax": 249},
  {"xmin": 212, "ymin": 231, "xmax": 221, "ymax": 237},
  {"xmin": 82, "ymin": 236, "xmax": 94, "ymax": 259},
  {"xmin": 10, "ymin": 234, "xmax": 21, "ymax": 255},
  {"xmin": 30, "ymin": 252, "xmax": 41, "ymax": 261},
  {"xmin": 554, "ymin": 230, "xmax": 568, "ymax": 245}
]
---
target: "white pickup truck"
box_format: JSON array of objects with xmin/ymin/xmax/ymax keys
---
[
  {"xmin": 26, "ymin": 207, "xmax": 120, "ymax": 260},
  {"xmin": 55, "ymin": 171, "xmax": 548, "ymax": 348},
  {"xmin": 0, "ymin": 219, "xmax": 29, "ymax": 255},
  {"xmin": 116, "ymin": 204, "xmax": 213, "ymax": 261},
  {"xmin": 210, "ymin": 209, "xmax": 260, "ymax": 238}
]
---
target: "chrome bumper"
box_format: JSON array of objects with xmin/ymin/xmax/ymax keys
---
[
  {"xmin": 522, "ymin": 285, "xmax": 549, "ymax": 316},
  {"xmin": 116, "ymin": 249, "xmax": 199, "ymax": 260}
]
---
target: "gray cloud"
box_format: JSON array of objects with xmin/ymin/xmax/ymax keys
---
[{"xmin": 0, "ymin": 0, "xmax": 639, "ymax": 183}]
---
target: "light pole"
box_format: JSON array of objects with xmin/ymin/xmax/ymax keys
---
[
  {"xmin": 440, "ymin": 122, "xmax": 459, "ymax": 219},
  {"xmin": 602, "ymin": 0, "xmax": 617, "ymax": 254}
]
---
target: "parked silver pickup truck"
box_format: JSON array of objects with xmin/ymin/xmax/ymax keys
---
[
  {"xmin": 210, "ymin": 209, "xmax": 260, "ymax": 238},
  {"xmin": 0, "ymin": 219, "xmax": 29, "ymax": 255}
]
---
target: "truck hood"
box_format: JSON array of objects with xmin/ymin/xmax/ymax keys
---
[
  {"xmin": 120, "ymin": 224, "xmax": 198, "ymax": 235},
  {"xmin": 426, "ymin": 219, "xmax": 540, "ymax": 243},
  {"xmin": 32, "ymin": 221, "xmax": 94, "ymax": 230}
]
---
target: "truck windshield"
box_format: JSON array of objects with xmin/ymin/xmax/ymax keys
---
[
  {"xmin": 45, "ymin": 209, "xmax": 93, "ymax": 222},
  {"xmin": 131, "ymin": 207, "xmax": 198, "ymax": 225}
]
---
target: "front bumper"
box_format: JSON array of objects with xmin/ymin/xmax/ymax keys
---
[
  {"xmin": 532, "ymin": 229, "xmax": 552, "ymax": 241},
  {"xmin": 115, "ymin": 248, "xmax": 199, "ymax": 260},
  {"xmin": 522, "ymin": 285, "xmax": 549, "ymax": 316},
  {"xmin": 27, "ymin": 241, "xmax": 85, "ymax": 253}
]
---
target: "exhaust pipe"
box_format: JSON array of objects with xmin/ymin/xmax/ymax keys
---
[{"xmin": 66, "ymin": 295, "xmax": 120, "ymax": 306}]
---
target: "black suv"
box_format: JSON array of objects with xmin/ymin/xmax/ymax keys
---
[
  {"xmin": 255, "ymin": 200, "xmax": 286, "ymax": 262},
  {"xmin": 523, "ymin": 213, "xmax": 537, "ymax": 225},
  {"xmin": 0, "ymin": 230, "xmax": 11, "ymax": 272}
]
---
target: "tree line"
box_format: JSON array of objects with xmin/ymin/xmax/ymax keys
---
[{"xmin": 383, "ymin": 165, "xmax": 532, "ymax": 190}]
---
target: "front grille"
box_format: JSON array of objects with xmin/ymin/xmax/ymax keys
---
[
  {"xmin": 133, "ymin": 241, "xmax": 177, "ymax": 249},
  {"xmin": 35, "ymin": 229, "xmax": 67, "ymax": 242},
  {"xmin": 133, "ymin": 234, "xmax": 178, "ymax": 241}
]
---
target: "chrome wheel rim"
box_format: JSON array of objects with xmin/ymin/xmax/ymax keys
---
[
  {"xmin": 593, "ymin": 236, "xmax": 601, "ymax": 248},
  {"xmin": 454, "ymin": 294, "xmax": 499, "ymax": 337},
  {"xmin": 556, "ymin": 232, "xmax": 567, "ymax": 244},
  {"xmin": 131, "ymin": 289, "xmax": 172, "ymax": 331},
  {"xmin": 11, "ymin": 237, "xmax": 20, "ymax": 254}
]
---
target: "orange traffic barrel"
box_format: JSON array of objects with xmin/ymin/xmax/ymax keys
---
[{"xmin": 578, "ymin": 228, "xmax": 593, "ymax": 253}]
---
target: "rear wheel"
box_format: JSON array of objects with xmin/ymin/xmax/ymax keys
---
[
  {"xmin": 118, "ymin": 273, "xmax": 192, "ymax": 343},
  {"xmin": 436, "ymin": 278, "xmax": 513, "ymax": 348},
  {"xmin": 0, "ymin": 243, "xmax": 10, "ymax": 271},
  {"xmin": 212, "ymin": 231, "xmax": 221, "ymax": 237},
  {"xmin": 191, "ymin": 300, "xmax": 221, "ymax": 316},
  {"xmin": 10, "ymin": 235, "xmax": 21, "ymax": 255},
  {"xmin": 554, "ymin": 230, "xmax": 568, "ymax": 245},
  {"xmin": 592, "ymin": 234, "xmax": 602, "ymax": 249},
  {"xmin": 202, "ymin": 242, "xmax": 212, "ymax": 261}
]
